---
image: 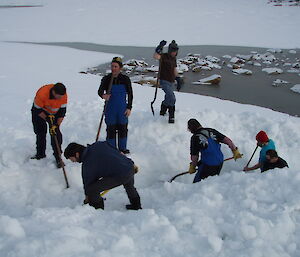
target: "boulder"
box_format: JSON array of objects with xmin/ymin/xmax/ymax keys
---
[
  {"xmin": 262, "ymin": 68, "xmax": 283, "ymax": 75},
  {"xmin": 232, "ymin": 68, "xmax": 252, "ymax": 75},
  {"xmin": 272, "ymin": 79, "xmax": 289, "ymax": 87},
  {"xmin": 193, "ymin": 74, "xmax": 221, "ymax": 85}
]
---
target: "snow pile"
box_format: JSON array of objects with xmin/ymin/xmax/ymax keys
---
[
  {"xmin": 290, "ymin": 84, "xmax": 300, "ymax": 94},
  {"xmin": 1, "ymin": 0, "xmax": 300, "ymax": 256},
  {"xmin": 0, "ymin": 41, "xmax": 300, "ymax": 257}
]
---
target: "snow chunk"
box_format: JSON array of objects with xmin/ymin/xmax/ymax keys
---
[
  {"xmin": 272, "ymin": 79, "xmax": 289, "ymax": 87},
  {"xmin": 290, "ymin": 84, "xmax": 300, "ymax": 94},
  {"xmin": 287, "ymin": 68, "xmax": 300, "ymax": 74},
  {"xmin": 232, "ymin": 68, "xmax": 252, "ymax": 75},
  {"xmin": 289, "ymin": 49, "xmax": 297, "ymax": 54},
  {"xmin": 267, "ymin": 48, "xmax": 282, "ymax": 53},
  {"xmin": 208, "ymin": 235, "xmax": 223, "ymax": 252},
  {"xmin": 112, "ymin": 235, "xmax": 135, "ymax": 252},
  {"xmin": 222, "ymin": 55, "xmax": 231, "ymax": 59},
  {"xmin": 262, "ymin": 68, "xmax": 283, "ymax": 75},
  {"xmin": 193, "ymin": 74, "xmax": 221, "ymax": 85},
  {"xmin": 0, "ymin": 215, "xmax": 25, "ymax": 238}
]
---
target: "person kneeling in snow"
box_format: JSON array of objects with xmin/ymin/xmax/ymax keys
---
[
  {"xmin": 243, "ymin": 130, "xmax": 275, "ymax": 172},
  {"xmin": 187, "ymin": 119, "xmax": 242, "ymax": 183},
  {"xmin": 261, "ymin": 149, "xmax": 288, "ymax": 173},
  {"xmin": 64, "ymin": 141, "xmax": 141, "ymax": 210}
]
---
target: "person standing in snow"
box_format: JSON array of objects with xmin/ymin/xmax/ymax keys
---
[
  {"xmin": 261, "ymin": 149, "xmax": 288, "ymax": 172},
  {"xmin": 153, "ymin": 40, "xmax": 183, "ymax": 123},
  {"xmin": 187, "ymin": 119, "xmax": 242, "ymax": 183},
  {"xmin": 243, "ymin": 130, "xmax": 276, "ymax": 172},
  {"xmin": 31, "ymin": 83, "xmax": 67, "ymax": 168},
  {"xmin": 64, "ymin": 141, "xmax": 141, "ymax": 210},
  {"xmin": 98, "ymin": 57, "xmax": 132, "ymax": 154}
]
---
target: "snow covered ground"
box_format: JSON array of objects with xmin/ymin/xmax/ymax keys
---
[{"xmin": 0, "ymin": 1, "xmax": 300, "ymax": 257}]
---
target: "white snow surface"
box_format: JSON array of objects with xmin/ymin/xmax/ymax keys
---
[
  {"xmin": 0, "ymin": 0, "xmax": 300, "ymax": 48},
  {"xmin": 1, "ymin": 1, "xmax": 300, "ymax": 257}
]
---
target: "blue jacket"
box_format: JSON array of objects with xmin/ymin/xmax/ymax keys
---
[
  {"xmin": 259, "ymin": 139, "xmax": 276, "ymax": 164},
  {"xmin": 81, "ymin": 141, "xmax": 134, "ymax": 193}
]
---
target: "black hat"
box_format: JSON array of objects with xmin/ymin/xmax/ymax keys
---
[
  {"xmin": 168, "ymin": 40, "xmax": 179, "ymax": 53},
  {"xmin": 112, "ymin": 56, "xmax": 123, "ymax": 67},
  {"xmin": 64, "ymin": 142, "xmax": 85, "ymax": 159},
  {"xmin": 188, "ymin": 119, "xmax": 201, "ymax": 133},
  {"xmin": 53, "ymin": 83, "xmax": 66, "ymax": 95}
]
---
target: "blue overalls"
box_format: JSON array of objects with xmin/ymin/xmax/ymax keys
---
[
  {"xmin": 193, "ymin": 134, "xmax": 224, "ymax": 183},
  {"xmin": 105, "ymin": 83, "xmax": 128, "ymax": 151}
]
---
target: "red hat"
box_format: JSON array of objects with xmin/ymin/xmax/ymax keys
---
[{"xmin": 256, "ymin": 130, "xmax": 269, "ymax": 143}]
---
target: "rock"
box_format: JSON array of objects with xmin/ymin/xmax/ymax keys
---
[
  {"xmin": 289, "ymin": 49, "xmax": 297, "ymax": 54},
  {"xmin": 177, "ymin": 63, "xmax": 189, "ymax": 73},
  {"xmin": 193, "ymin": 74, "xmax": 221, "ymax": 85},
  {"xmin": 230, "ymin": 57, "xmax": 245, "ymax": 64},
  {"xmin": 145, "ymin": 65, "xmax": 159, "ymax": 72},
  {"xmin": 290, "ymin": 84, "xmax": 300, "ymax": 94},
  {"xmin": 236, "ymin": 54, "xmax": 253, "ymax": 61},
  {"xmin": 222, "ymin": 55, "xmax": 232, "ymax": 59},
  {"xmin": 192, "ymin": 66, "xmax": 212, "ymax": 72},
  {"xmin": 232, "ymin": 64, "xmax": 243, "ymax": 69},
  {"xmin": 130, "ymin": 75, "xmax": 157, "ymax": 86},
  {"xmin": 205, "ymin": 55, "xmax": 220, "ymax": 63},
  {"xmin": 287, "ymin": 68, "xmax": 300, "ymax": 73},
  {"xmin": 267, "ymin": 48, "xmax": 282, "ymax": 53},
  {"xmin": 262, "ymin": 68, "xmax": 283, "ymax": 75},
  {"xmin": 232, "ymin": 68, "xmax": 252, "ymax": 75},
  {"xmin": 272, "ymin": 79, "xmax": 289, "ymax": 87}
]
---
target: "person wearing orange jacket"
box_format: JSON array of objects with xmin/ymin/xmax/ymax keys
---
[{"xmin": 31, "ymin": 83, "xmax": 67, "ymax": 168}]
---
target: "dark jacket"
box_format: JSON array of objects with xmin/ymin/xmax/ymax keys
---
[
  {"xmin": 261, "ymin": 157, "xmax": 288, "ymax": 172},
  {"xmin": 190, "ymin": 128, "xmax": 226, "ymax": 166},
  {"xmin": 81, "ymin": 141, "xmax": 134, "ymax": 193},
  {"xmin": 98, "ymin": 73, "xmax": 133, "ymax": 110}
]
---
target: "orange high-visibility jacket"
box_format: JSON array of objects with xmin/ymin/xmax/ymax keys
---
[{"xmin": 33, "ymin": 84, "xmax": 68, "ymax": 115}]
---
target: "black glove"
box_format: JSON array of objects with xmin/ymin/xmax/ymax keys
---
[
  {"xmin": 155, "ymin": 40, "xmax": 167, "ymax": 54},
  {"xmin": 175, "ymin": 76, "xmax": 184, "ymax": 91}
]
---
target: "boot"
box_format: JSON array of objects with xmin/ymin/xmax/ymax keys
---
[
  {"xmin": 168, "ymin": 106, "xmax": 175, "ymax": 124},
  {"xmin": 126, "ymin": 197, "xmax": 142, "ymax": 210},
  {"xmin": 160, "ymin": 103, "xmax": 168, "ymax": 116},
  {"xmin": 30, "ymin": 154, "xmax": 46, "ymax": 160}
]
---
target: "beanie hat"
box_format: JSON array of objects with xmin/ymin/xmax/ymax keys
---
[
  {"xmin": 168, "ymin": 40, "xmax": 179, "ymax": 53},
  {"xmin": 112, "ymin": 56, "xmax": 123, "ymax": 67},
  {"xmin": 256, "ymin": 130, "xmax": 269, "ymax": 143}
]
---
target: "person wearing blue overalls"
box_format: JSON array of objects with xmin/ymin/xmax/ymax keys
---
[
  {"xmin": 98, "ymin": 57, "xmax": 133, "ymax": 154},
  {"xmin": 187, "ymin": 119, "xmax": 242, "ymax": 183}
]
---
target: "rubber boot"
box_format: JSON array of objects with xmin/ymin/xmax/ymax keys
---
[
  {"xmin": 168, "ymin": 106, "xmax": 175, "ymax": 124},
  {"xmin": 126, "ymin": 196, "xmax": 142, "ymax": 210},
  {"xmin": 160, "ymin": 102, "xmax": 168, "ymax": 116}
]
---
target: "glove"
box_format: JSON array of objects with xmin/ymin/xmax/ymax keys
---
[
  {"xmin": 188, "ymin": 163, "xmax": 196, "ymax": 174},
  {"xmin": 133, "ymin": 164, "xmax": 139, "ymax": 174},
  {"xmin": 175, "ymin": 76, "xmax": 184, "ymax": 91},
  {"xmin": 155, "ymin": 40, "xmax": 167, "ymax": 54},
  {"xmin": 232, "ymin": 148, "xmax": 243, "ymax": 161},
  {"xmin": 49, "ymin": 125, "xmax": 57, "ymax": 136}
]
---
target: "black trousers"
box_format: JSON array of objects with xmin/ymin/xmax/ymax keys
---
[
  {"xmin": 193, "ymin": 162, "xmax": 223, "ymax": 183},
  {"xmin": 85, "ymin": 173, "xmax": 140, "ymax": 210},
  {"xmin": 31, "ymin": 109, "xmax": 62, "ymax": 159}
]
